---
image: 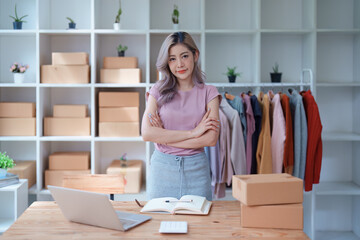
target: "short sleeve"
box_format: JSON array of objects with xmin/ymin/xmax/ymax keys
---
[
  {"xmin": 146, "ymin": 83, "xmax": 161, "ymax": 102},
  {"xmin": 206, "ymin": 85, "xmax": 222, "ymax": 105}
]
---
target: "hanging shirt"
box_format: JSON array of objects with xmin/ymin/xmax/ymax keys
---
[
  {"xmin": 281, "ymin": 93, "xmax": 294, "ymax": 175},
  {"xmin": 256, "ymin": 92, "xmax": 273, "ymax": 174},
  {"xmin": 241, "ymin": 93, "xmax": 255, "ymax": 174},
  {"xmin": 219, "ymin": 109, "xmax": 233, "ymax": 185},
  {"xmin": 220, "ymin": 93, "xmax": 246, "ymax": 175},
  {"xmin": 205, "ymin": 142, "xmax": 224, "ymax": 198},
  {"xmin": 301, "ymin": 90, "xmax": 323, "ymax": 191},
  {"xmin": 287, "ymin": 88, "xmax": 307, "ymax": 179},
  {"xmin": 148, "ymin": 83, "xmax": 221, "ymax": 156},
  {"xmin": 225, "ymin": 95, "xmax": 247, "ymax": 147},
  {"xmin": 250, "ymin": 94, "xmax": 262, "ymax": 174},
  {"xmin": 269, "ymin": 91, "xmax": 286, "ymax": 174}
]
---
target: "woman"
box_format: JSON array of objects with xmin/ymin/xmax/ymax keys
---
[{"xmin": 142, "ymin": 32, "xmax": 221, "ymax": 201}]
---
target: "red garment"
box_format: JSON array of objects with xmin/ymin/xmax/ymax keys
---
[
  {"xmin": 280, "ymin": 94, "xmax": 294, "ymax": 175},
  {"xmin": 301, "ymin": 90, "xmax": 323, "ymax": 191}
]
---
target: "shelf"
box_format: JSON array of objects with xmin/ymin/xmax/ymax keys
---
[
  {"xmin": 315, "ymin": 182, "xmax": 360, "ymax": 195},
  {"xmin": 0, "ymin": 218, "xmax": 15, "ymax": 233},
  {"xmin": 322, "ymin": 132, "xmax": 360, "ymax": 141},
  {"xmin": 0, "ymin": 137, "xmax": 37, "ymax": 141},
  {"xmin": 205, "ymin": 29, "xmax": 257, "ymax": 35},
  {"xmin": 0, "ymin": 83, "xmax": 37, "ymax": 87},
  {"xmin": 0, "ymin": 30, "xmax": 37, "ymax": 36},
  {"xmin": 40, "ymin": 136, "xmax": 92, "ymax": 141},
  {"xmin": 260, "ymin": 29, "xmax": 313, "ymax": 34},
  {"xmin": 149, "ymin": 29, "xmax": 202, "ymax": 34},
  {"xmin": 317, "ymin": 82, "xmax": 360, "ymax": 87},
  {"xmin": 39, "ymin": 30, "xmax": 91, "ymax": 35},
  {"xmin": 39, "ymin": 84, "xmax": 91, "ymax": 88},
  {"xmin": 94, "ymin": 29, "xmax": 147, "ymax": 35},
  {"xmin": 94, "ymin": 137, "xmax": 144, "ymax": 142},
  {"xmin": 316, "ymin": 231, "xmax": 360, "ymax": 240},
  {"xmin": 94, "ymin": 83, "xmax": 148, "ymax": 88}
]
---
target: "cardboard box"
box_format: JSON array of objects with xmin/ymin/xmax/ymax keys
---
[
  {"xmin": 0, "ymin": 102, "xmax": 36, "ymax": 118},
  {"xmin": 0, "ymin": 118, "xmax": 36, "ymax": 136},
  {"xmin": 49, "ymin": 152, "xmax": 90, "ymax": 170},
  {"xmin": 99, "ymin": 122, "xmax": 139, "ymax": 137},
  {"xmin": 52, "ymin": 52, "xmax": 89, "ymax": 65},
  {"xmin": 106, "ymin": 160, "xmax": 142, "ymax": 193},
  {"xmin": 53, "ymin": 104, "xmax": 88, "ymax": 118},
  {"xmin": 103, "ymin": 57, "xmax": 138, "ymax": 69},
  {"xmin": 232, "ymin": 174, "xmax": 303, "ymax": 206},
  {"xmin": 41, "ymin": 65, "xmax": 90, "ymax": 84},
  {"xmin": 99, "ymin": 92, "xmax": 139, "ymax": 107},
  {"xmin": 99, "ymin": 107, "xmax": 139, "ymax": 122},
  {"xmin": 100, "ymin": 69, "xmax": 141, "ymax": 84},
  {"xmin": 8, "ymin": 161, "xmax": 36, "ymax": 188},
  {"xmin": 44, "ymin": 117, "xmax": 90, "ymax": 136},
  {"xmin": 63, "ymin": 174, "xmax": 125, "ymax": 194},
  {"xmin": 240, "ymin": 203, "xmax": 303, "ymax": 230},
  {"xmin": 44, "ymin": 170, "xmax": 90, "ymax": 188}
]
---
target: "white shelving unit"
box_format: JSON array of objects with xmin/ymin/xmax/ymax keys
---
[
  {"xmin": 0, "ymin": 180, "xmax": 28, "ymax": 233},
  {"xmin": 0, "ymin": 0, "xmax": 359, "ymax": 239}
]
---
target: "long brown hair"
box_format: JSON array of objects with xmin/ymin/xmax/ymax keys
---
[{"xmin": 155, "ymin": 32, "xmax": 205, "ymax": 106}]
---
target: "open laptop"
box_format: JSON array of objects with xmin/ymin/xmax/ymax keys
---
[{"xmin": 48, "ymin": 185, "xmax": 151, "ymax": 231}]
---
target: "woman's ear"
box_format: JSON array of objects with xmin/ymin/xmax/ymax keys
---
[{"xmin": 194, "ymin": 50, "xmax": 199, "ymax": 62}]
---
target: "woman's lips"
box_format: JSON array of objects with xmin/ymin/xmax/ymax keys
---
[{"xmin": 177, "ymin": 69, "xmax": 187, "ymax": 74}]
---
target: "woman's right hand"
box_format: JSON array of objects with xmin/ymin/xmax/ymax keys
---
[{"xmin": 190, "ymin": 108, "xmax": 220, "ymax": 138}]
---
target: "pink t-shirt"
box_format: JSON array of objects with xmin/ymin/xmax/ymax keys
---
[{"xmin": 148, "ymin": 83, "xmax": 221, "ymax": 156}]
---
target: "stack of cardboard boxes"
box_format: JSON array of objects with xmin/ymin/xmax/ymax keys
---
[
  {"xmin": 41, "ymin": 52, "xmax": 90, "ymax": 84},
  {"xmin": 100, "ymin": 57, "xmax": 140, "ymax": 84},
  {"xmin": 8, "ymin": 161, "xmax": 36, "ymax": 188},
  {"xmin": 45, "ymin": 152, "xmax": 91, "ymax": 188},
  {"xmin": 44, "ymin": 104, "xmax": 90, "ymax": 136},
  {"xmin": 232, "ymin": 173, "xmax": 304, "ymax": 230},
  {"xmin": 98, "ymin": 92, "xmax": 139, "ymax": 137},
  {"xmin": 0, "ymin": 102, "xmax": 36, "ymax": 136},
  {"xmin": 106, "ymin": 159, "xmax": 142, "ymax": 193}
]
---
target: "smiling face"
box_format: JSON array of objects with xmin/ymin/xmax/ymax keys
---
[{"xmin": 168, "ymin": 43, "xmax": 199, "ymax": 85}]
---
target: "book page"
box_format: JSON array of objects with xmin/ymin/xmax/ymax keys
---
[
  {"xmin": 173, "ymin": 195, "xmax": 206, "ymax": 213},
  {"xmin": 140, "ymin": 197, "xmax": 177, "ymax": 213}
]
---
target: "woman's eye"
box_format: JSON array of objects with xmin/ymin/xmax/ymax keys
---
[
  {"xmin": 182, "ymin": 55, "xmax": 188, "ymax": 59},
  {"xmin": 169, "ymin": 58, "xmax": 176, "ymax": 62}
]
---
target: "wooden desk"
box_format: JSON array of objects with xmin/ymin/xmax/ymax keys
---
[{"xmin": 2, "ymin": 201, "xmax": 309, "ymax": 240}]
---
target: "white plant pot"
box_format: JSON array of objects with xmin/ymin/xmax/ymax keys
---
[
  {"xmin": 113, "ymin": 23, "xmax": 121, "ymax": 30},
  {"xmin": 14, "ymin": 73, "xmax": 25, "ymax": 84},
  {"xmin": 173, "ymin": 23, "xmax": 179, "ymax": 30},
  {"xmin": 0, "ymin": 168, "xmax": 7, "ymax": 177}
]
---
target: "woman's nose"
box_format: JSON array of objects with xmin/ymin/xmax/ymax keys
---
[{"xmin": 177, "ymin": 59, "xmax": 184, "ymax": 67}]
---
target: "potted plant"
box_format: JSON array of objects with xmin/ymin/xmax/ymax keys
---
[
  {"xmin": 117, "ymin": 44, "xmax": 128, "ymax": 57},
  {"xmin": 0, "ymin": 152, "xmax": 15, "ymax": 177},
  {"xmin": 114, "ymin": 2, "xmax": 122, "ymax": 30},
  {"xmin": 172, "ymin": 4, "xmax": 179, "ymax": 30},
  {"xmin": 10, "ymin": 62, "xmax": 29, "ymax": 84},
  {"xmin": 9, "ymin": 4, "xmax": 28, "ymax": 30},
  {"xmin": 225, "ymin": 66, "xmax": 241, "ymax": 83},
  {"xmin": 270, "ymin": 62, "xmax": 282, "ymax": 83},
  {"xmin": 66, "ymin": 17, "xmax": 76, "ymax": 29}
]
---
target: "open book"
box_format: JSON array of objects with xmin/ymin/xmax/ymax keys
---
[{"xmin": 140, "ymin": 195, "xmax": 212, "ymax": 215}]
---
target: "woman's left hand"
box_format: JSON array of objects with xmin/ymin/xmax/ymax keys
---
[{"xmin": 148, "ymin": 111, "xmax": 163, "ymax": 128}]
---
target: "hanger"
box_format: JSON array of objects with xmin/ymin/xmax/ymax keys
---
[{"xmin": 225, "ymin": 92, "xmax": 235, "ymax": 100}]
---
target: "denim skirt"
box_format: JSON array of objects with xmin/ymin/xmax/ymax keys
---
[{"xmin": 147, "ymin": 149, "xmax": 212, "ymax": 201}]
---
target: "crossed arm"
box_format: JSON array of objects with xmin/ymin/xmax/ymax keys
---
[{"xmin": 141, "ymin": 95, "xmax": 220, "ymax": 148}]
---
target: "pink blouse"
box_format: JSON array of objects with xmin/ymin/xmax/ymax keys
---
[{"xmin": 148, "ymin": 83, "xmax": 221, "ymax": 156}]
